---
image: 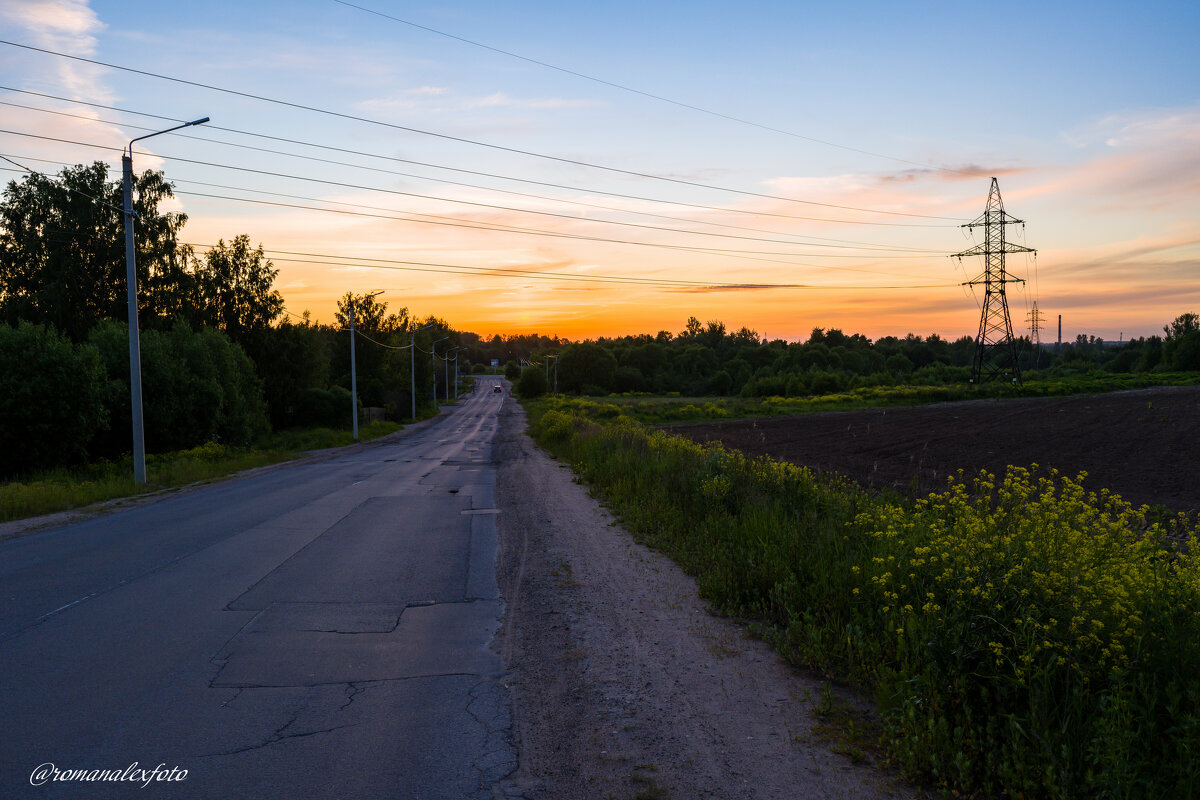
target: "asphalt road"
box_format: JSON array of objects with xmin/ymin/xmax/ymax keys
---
[{"xmin": 0, "ymin": 376, "xmax": 520, "ymax": 799}]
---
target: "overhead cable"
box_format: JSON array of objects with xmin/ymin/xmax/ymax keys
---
[
  {"xmin": 330, "ymin": 0, "xmax": 971, "ymax": 177},
  {"xmin": 0, "ymin": 40, "xmax": 964, "ymax": 220}
]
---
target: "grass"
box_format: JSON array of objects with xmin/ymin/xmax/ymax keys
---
[
  {"xmin": 0, "ymin": 420, "xmax": 405, "ymax": 525},
  {"xmin": 526, "ymin": 403, "xmax": 1200, "ymax": 799},
  {"xmin": 536, "ymin": 372, "xmax": 1200, "ymax": 425}
]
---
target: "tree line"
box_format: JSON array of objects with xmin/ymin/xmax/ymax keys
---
[
  {"xmin": 0, "ymin": 163, "xmax": 489, "ymax": 477},
  {"xmin": 511, "ymin": 314, "xmax": 1200, "ymax": 398}
]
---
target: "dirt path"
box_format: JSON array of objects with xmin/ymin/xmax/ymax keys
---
[
  {"xmin": 670, "ymin": 386, "xmax": 1200, "ymax": 513},
  {"xmin": 493, "ymin": 400, "xmax": 919, "ymax": 800}
]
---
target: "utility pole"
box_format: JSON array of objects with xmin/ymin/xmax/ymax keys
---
[
  {"xmin": 545, "ymin": 354, "xmax": 558, "ymax": 394},
  {"xmin": 451, "ymin": 348, "xmax": 467, "ymax": 399},
  {"xmin": 951, "ymin": 178, "xmax": 1036, "ymax": 384},
  {"xmin": 348, "ymin": 290, "xmax": 383, "ymax": 441},
  {"xmin": 430, "ymin": 336, "xmax": 447, "ymax": 410},
  {"xmin": 410, "ymin": 323, "xmax": 434, "ymax": 421}
]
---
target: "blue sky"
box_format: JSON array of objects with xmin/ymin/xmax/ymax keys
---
[{"xmin": 2, "ymin": 0, "xmax": 1197, "ymax": 340}]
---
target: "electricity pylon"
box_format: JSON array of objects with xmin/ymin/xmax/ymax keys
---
[
  {"xmin": 1027, "ymin": 302, "xmax": 1045, "ymax": 369},
  {"xmin": 952, "ymin": 178, "xmax": 1036, "ymax": 384}
]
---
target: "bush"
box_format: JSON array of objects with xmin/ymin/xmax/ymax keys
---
[
  {"xmin": 89, "ymin": 320, "xmax": 268, "ymax": 454},
  {"xmin": 0, "ymin": 322, "xmax": 107, "ymax": 477},
  {"xmin": 504, "ymin": 360, "xmax": 520, "ymax": 381},
  {"xmin": 516, "ymin": 365, "xmax": 548, "ymax": 398},
  {"xmin": 294, "ymin": 386, "xmax": 354, "ymax": 428}
]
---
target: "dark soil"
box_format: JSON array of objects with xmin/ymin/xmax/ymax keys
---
[{"xmin": 670, "ymin": 386, "xmax": 1200, "ymax": 513}]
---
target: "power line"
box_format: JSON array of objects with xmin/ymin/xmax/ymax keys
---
[
  {"xmin": 330, "ymin": 0, "xmax": 970, "ymax": 177},
  {"xmin": 0, "ymin": 152, "xmax": 125, "ymax": 214},
  {"xmin": 0, "ymin": 85, "xmax": 956, "ymax": 230},
  {"xmin": 7, "ymin": 159, "xmax": 940, "ymax": 282},
  {"xmin": 204, "ymin": 249, "xmax": 956, "ymax": 291},
  {"xmin": 0, "ymin": 143, "xmax": 949, "ymax": 277},
  {"xmin": 0, "ymin": 97, "xmax": 953, "ymax": 247},
  {"xmin": 4, "ymin": 126, "xmax": 939, "ymax": 252},
  {"xmin": 0, "ymin": 178, "xmax": 957, "ymax": 291},
  {"xmin": 0, "ymin": 40, "xmax": 965, "ymax": 221}
]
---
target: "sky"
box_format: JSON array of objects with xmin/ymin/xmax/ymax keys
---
[{"xmin": 1, "ymin": 0, "xmax": 1197, "ymax": 342}]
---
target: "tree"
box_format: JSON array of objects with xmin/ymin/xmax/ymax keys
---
[
  {"xmin": 558, "ymin": 342, "xmax": 618, "ymax": 394},
  {"xmin": 88, "ymin": 320, "xmax": 267, "ymax": 454},
  {"xmin": 1163, "ymin": 312, "xmax": 1200, "ymax": 371},
  {"xmin": 516, "ymin": 366, "xmax": 548, "ymax": 398},
  {"xmin": 195, "ymin": 235, "xmax": 283, "ymax": 340},
  {"xmin": 0, "ymin": 322, "xmax": 107, "ymax": 476},
  {"xmin": 0, "ymin": 162, "xmax": 192, "ymax": 340}
]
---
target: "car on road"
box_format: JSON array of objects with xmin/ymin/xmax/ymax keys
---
[{"xmin": 493, "ymin": 385, "xmax": 503, "ymax": 393}]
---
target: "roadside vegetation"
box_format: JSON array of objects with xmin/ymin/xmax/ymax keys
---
[
  {"xmin": 525, "ymin": 402, "xmax": 1200, "ymax": 798},
  {"xmin": 0, "ymin": 420, "xmax": 405, "ymax": 525}
]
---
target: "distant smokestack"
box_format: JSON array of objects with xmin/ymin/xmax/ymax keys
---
[{"xmin": 1057, "ymin": 315, "xmax": 1062, "ymax": 352}]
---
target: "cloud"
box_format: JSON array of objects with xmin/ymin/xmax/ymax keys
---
[
  {"xmin": 1021, "ymin": 106, "xmax": 1200, "ymax": 212},
  {"xmin": 357, "ymin": 87, "xmax": 599, "ymax": 117},
  {"xmin": 0, "ymin": 0, "xmax": 110, "ymax": 101},
  {"xmin": 460, "ymin": 91, "xmax": 599, "ymax": 110},
  {"xmin": 879, "ymin": 164, "xmax": 1029, "ymax": 183},
  {"xmin": 664, "ymin": 283, "xmax": 807, "ymax": 293}
]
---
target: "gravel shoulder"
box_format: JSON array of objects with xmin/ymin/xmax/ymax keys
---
[{"xmin": 493, "ymin": 399, "xmax": 920, "ymax": 800}]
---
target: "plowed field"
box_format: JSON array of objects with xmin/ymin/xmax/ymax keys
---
[{"xmin": 670, "ymin": 386, "xmax": 1200, "ymax": 513}]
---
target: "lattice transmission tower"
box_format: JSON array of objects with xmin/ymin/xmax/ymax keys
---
[
  {"xmin": 1027, "ymin": 302, "xmax": 1045, "ymax": 369},
  {"xmin": 952, "ymin": 178, "xmax": 1036, "ymax": 383}
]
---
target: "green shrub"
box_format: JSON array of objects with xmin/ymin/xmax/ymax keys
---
[
  {"xmin": 294, "ymin": 386, "xmax": 354, "ymax": 429},
  {"xmin": 0, "ymin": 322, "xmax": 107, "ymax": 477},
  {"xmin": 516, "ymin": 365, "xmax": 548, "ymax": 398},
  {"xmin": 89, "ymin": 320, "xmax": 268, "ymax": 454}
]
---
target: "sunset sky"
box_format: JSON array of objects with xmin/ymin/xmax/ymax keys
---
[{"xmin": 1, "ymin": 0, "xmax": 1197, "ymax": 342}]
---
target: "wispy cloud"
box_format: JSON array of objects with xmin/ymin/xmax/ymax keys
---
[
  {"xmin": 357, "ymin": 87, "xmax": 599, "ymax": 117},
  {"xmin": 665, "ymin": 283, "xmax": 806, "ymax": 293},
  {"xmin": 0, "ymin": 0, "xmax": 109, "ymax": 101},
  {"xmin": 460, "ymin": 91, "xmax": 599, "ymax": 110},
  {"xmin": 879, "ymin": 164, "xmax": 1029, "ymax": 183}
]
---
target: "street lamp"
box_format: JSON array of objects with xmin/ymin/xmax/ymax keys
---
[
  {"xmin": 430, "ymin": 336, "xmax": 448, "ymax": 409},
  {"xmin": 410, "ymin": 323, "xmax": 434, "ymax": 421},
  {"xmin": 450, "ymin": 346, "xmax": 467, "ymax": 399},
  {"xmin": 123, "ymin": 116, "xmax": 209, "ymax": 484},
  {"xmin": 348, "ymin": 290, "xmax": 384, "ymax": 441}
]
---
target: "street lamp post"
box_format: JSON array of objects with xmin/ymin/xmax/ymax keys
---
[
  {"xmin": 453, "ymin": 349, "xmax": 463, "ymax": 399},
  {"xmin": 123, "ymin": 116, "xmax": 208, "ymax": 484},
  {"xmin": 450, "ymin": 347, "xmax": 467, "ymax": 399},
  {"xmin": 348, "ymin": 290, "xmax": 384, "ymax": 441},
  {"xmin": 410, "ymin": 322, "xmax": 434, "ymax": 422}
]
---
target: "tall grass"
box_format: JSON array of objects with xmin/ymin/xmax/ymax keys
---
[
  {"xmin": 531, "ymin": 407, "xmax": 1200, "ymax": 798},
  {"xmin": 0, "ymin": 421, "xmax": 403, "ymax": 524}
]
